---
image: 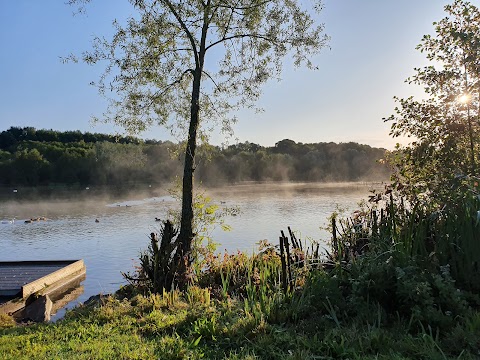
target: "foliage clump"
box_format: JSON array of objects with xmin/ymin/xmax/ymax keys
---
[
  {"xmin": 122, "ymin": 220, "xmax": 180, "ymax": 293},
  {"xmin": 0, "ymin": 314, "xmax": 16, "ymax": 329},
  {"xmin": 385, "ymin": 0, "xmax": 480, "ymax": 207}
]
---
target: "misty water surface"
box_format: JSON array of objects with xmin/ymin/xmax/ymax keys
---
[{"xmin": 0, "ymin": 183, "xmax": 375, "ymax": 319}]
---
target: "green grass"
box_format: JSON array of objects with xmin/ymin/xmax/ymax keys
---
[{"xmin": 1, "ymin": 283, "xmax": 479, "ymax": 359}]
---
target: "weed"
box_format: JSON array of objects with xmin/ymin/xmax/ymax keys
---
[{"xmin": 0, "ymin": 313, "xmax": 15, "ymax": 328}]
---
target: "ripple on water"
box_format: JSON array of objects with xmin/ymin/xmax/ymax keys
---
[{"xmin": 0, "ymin": 184, "xmax": 372, "ymax": 317}]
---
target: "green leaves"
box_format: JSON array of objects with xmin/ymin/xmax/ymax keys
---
[
  {"xmin": 71, "ymin": 0, "xmax": 328, "ymax": 139},
  {"xmin": 386, "ymin": 0, "xmax": 480, "ymax": 205}
]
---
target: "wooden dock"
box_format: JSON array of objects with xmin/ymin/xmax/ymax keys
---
[{"xmin": 0, "ymin": 260, "xmax": 86, "ymax": 317}]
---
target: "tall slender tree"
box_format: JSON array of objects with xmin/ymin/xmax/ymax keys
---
[{"xmin": 68, "ymin": 0, "xmax": 328, "ymax": 284}]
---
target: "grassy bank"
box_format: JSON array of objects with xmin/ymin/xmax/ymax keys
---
[
  {"xmin": 2, "ymin": 228, "xmax": 480, "ymax": 360},
  {"xmin": 1, "ymin": 280, "xmax": 479, "ymax": 359}
]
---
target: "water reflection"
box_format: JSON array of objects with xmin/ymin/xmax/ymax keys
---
[{"xmin": 0, "ymin": 183, "xmax": 373, "ymax": 317}]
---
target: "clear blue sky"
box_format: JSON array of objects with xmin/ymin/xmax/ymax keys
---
[{"xmin": 0, "ymin": 0, "xmax": 451, "ymax": 149}]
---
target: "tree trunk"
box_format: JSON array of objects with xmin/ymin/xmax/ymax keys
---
[
  {"xmin": 176, "ymin": 67, "xmax": 202, "ymax": 287},
  {"xmin": 175, "ymin": 2, "xmax": 210, "ymax": 288}
]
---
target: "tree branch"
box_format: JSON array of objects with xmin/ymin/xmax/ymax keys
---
[
  {"xmin": 158, "ymin": 0, "xmax": 200, "ymax": 68},
  {"xmin": 202, "ymin": 70, "xmax": 221, "ymax": 91},
  {"xmin": 142, "ymin": 68, "xmax": 194, "ymax": 110},
  {"xmin": 205, "ymin": 33, "xmax": 279, "ymax": 52},
  {"xmin": 216, "ymin": 0, "xmax": 273, "ymax": 11}
]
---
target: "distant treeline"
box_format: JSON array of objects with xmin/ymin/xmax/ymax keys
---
[{"xmin": 0, "ymin": 127, "xmax": 390, "ymax": 187}]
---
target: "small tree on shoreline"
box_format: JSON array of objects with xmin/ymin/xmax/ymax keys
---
[{"xmin": 67, "ymin": 0, "xmax": 328, "ymax": 287}]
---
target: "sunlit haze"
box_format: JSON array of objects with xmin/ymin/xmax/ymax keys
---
[
  {"xmin": 459, "ymin": 94, "xmax": 471, "ymax": 104},
  {"xmin": 0, "ymin": 0, "xmax": 451, "ymax": 149}
]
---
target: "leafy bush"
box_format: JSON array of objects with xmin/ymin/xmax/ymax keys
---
[
  {"xmin": 122, "ymin": 220, "xmax": 180, "ymax": 293},
  {"xmin": 0, "ymin": 314, "xmax": 15, "ymax": 328},
  {"xmin": 349, "ymin": 252, "xmax": 469, "ymax": 331}
]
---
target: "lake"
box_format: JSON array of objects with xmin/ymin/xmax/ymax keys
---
[{"xmin": 0, "ymin": 182, "xmax": 375, "ymax": 319}]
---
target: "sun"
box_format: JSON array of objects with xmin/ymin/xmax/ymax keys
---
[{"xmin": 458, "ymin": 94, "xmax": 471, "ymax": 104}]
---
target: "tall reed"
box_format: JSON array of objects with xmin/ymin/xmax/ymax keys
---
[{"xmin": 333, "ymin": 186, "xmax": 480, "ymax": 291}]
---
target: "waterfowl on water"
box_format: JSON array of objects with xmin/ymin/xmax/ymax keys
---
[
  {"xmin": 95, "ymin": 219, "xmax": 100, "ymax": 223},
  {"xmin": 155, "ymin": 217, "xmax": 161, "ymax": 222},
  {"xmin": 1, "ymin": 218, "xmax": 14, "ymax": 224},
  {"xmin": 24, "ymin": 217, "xmax": 48, "ymax": 223}
]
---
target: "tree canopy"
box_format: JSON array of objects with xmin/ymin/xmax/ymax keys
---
[
  {"xmin": 385, "ymin": 0, "xmax": 480, "ymax": 205},
  {"xmin": 0, "ymin": 127, "xmax": 389, "ymax": 189},
  {"xmin": 69, "ymin": 0, "xmax": 329, "ymax": 285},
  {"xmin": 69, "ymin": 0, "xmax": 328, "ymax": 137}
]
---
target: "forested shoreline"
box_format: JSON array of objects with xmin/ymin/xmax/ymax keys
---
[{"xmin": 0, "ymin": 126, "xmax": 390, "ymax": 188}]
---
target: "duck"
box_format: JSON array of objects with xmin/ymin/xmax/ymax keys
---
[
  {"xmin": 95, "ymin": 219, "xmax": 100, "ymax": 223},
  {"xmin": 155, "ymin": 217, "xmax": 161, "ymax": 222},
  {"xmin": 1, "ymin": 218, "xmax": 14, "ymax": 224}
]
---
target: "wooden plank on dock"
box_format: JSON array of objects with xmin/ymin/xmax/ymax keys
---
[
  {"xmin": 0, "ymin": 260, "xmax": 86, "ymax": 316},
  {"xmin": 0, "ymin": 260, "xmax": 85, "ymax": 298},
  {"xmin": 22, "ymin": 260, "xmax": 85, "ymax": 298},
  {"xmin": 0, "ymin": 262, "xmax": 69, "ymax": 296}
]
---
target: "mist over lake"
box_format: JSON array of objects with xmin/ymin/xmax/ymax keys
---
[{"xmin": 0, "ymin": 182, "xmax": 374, "ymax": 319}]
